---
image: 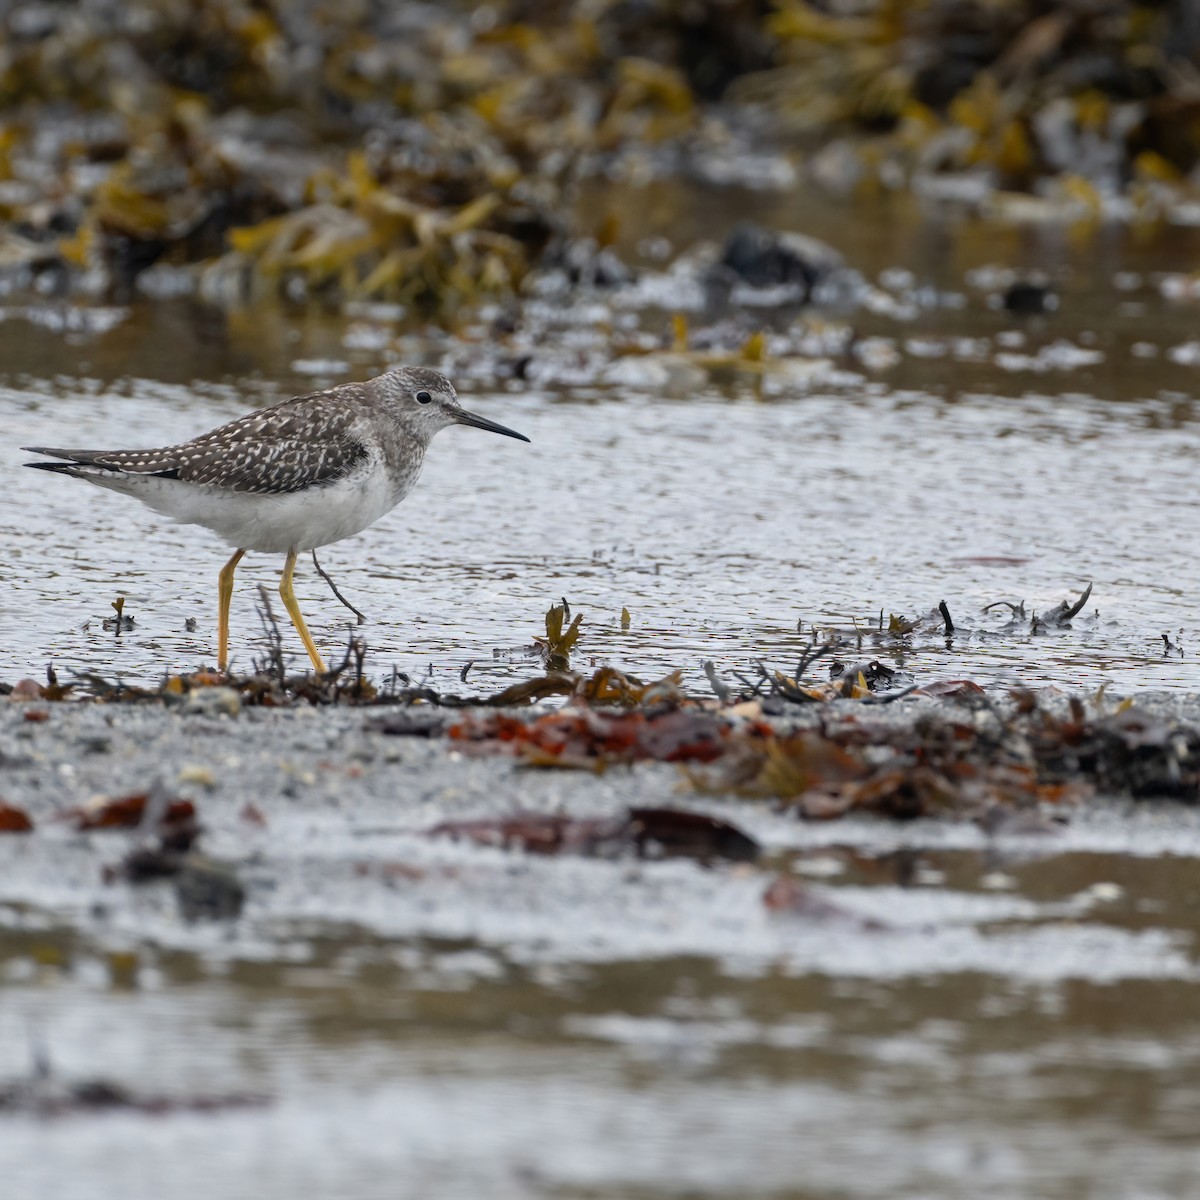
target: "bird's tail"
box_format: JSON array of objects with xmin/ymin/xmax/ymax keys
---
[{"xmin": 23, "ymin": 447, "xmax": 122, "ymax": 476}]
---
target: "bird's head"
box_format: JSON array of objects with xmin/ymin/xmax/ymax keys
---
[{"xmin": 375, "ymin": 366, "xmax": 529, "ymax": 446}]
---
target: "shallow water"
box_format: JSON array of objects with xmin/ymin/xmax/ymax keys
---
[
  {"xmin": 4, "ymin": 726, "xmax": 1200, "ymax": 1200},
  {"xmin": 5, "ymin": 187, "xmax": 1200, "ymax": 694},
  {"xmin": 5, "ymin": 185, "xmax": 1200, "ymax": 1197},
  {"xmin": 7, "ymin": 377, "xmax": 1200, "ymax": 693}
]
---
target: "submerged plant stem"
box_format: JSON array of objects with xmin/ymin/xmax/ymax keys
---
[{"xmin": 312, "ymin": 551, "xmax": 366, "ymax": 626}]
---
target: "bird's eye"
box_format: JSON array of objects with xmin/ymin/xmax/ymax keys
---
[{"xmin": 415, "ymin": 390, "xmax": 432, "ymax": 404}]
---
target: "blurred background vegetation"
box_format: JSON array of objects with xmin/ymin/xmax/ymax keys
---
[{"xmin": 2, "ymin": 0, "xmax": 1198, "ymax": 314}]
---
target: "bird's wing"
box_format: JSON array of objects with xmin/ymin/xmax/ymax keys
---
[{"xmin": 24, "ymin": 387, "xmax": 373, "ymax": 495}]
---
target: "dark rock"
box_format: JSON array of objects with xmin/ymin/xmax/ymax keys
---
[
  {"xmin": 367, "ymin": 709, "xmax": 446, "ymax": 737},
  {"xmin": 174, "ymin": 856, "xmax": 245, "ymax": 921},
  {"xmin": 714, "ymin": 222, "xmax": 843, "ymax": 301},
  {"xmin": 540, "ymin": 238, "xmax": 634, "ymax": 288},
  {"xmin": 1003, "ymin": 281, "xmax": 1058, "ymax": 315}
]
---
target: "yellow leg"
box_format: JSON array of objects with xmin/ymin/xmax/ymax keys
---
[
  {"xmin": 279, "ymin": 547, "xmax": 327, "ymax": 673},
  {"xmin": 217, "ymin": 549, "xmax": 246, "ymax": 673}
]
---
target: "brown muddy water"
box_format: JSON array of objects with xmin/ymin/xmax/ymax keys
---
[{"xmin": 3, "ymin": 186, "xmax": 1200, "ymax": 1198}]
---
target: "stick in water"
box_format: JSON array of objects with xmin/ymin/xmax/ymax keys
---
[{"xmin": 311, "ymin": 551, "xmax": 366, "ymax": 625}]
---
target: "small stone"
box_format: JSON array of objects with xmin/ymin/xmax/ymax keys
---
[
  {"xmin": 793, "ymin": 855, "xmax": 845, "ymax": 879},
  {"xmin": 979, "ymin": 871, "xmax": 1017, "ymax": 891},
  {"xmin": 177, "ymin": 764, "xmax": 216, "ymax": 788},
  {"xmin": 181, "ymin": 687, "xmax": 241, "ymax": 717},
  {"xmin": 174, "ymin": 857, "xmax": 245, "ymax": 921},
  {"xmin": 1003, "ymin": 281, "xmax": 1058, "ymax": 315},
  {"xmin": 1079, "ymin": 881, "xmax": 1124, "ymax": 904},
  {"xmin": 717, "ymin": 222, "xmax": 842, "ymax": 296}
]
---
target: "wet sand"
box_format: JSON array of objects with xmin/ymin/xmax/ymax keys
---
[
  {"xmin": 3, "ymin": 697, "xmax": 1200, "ymax": 1197},
  {"xmin": 5, "ymin": 184, "xmax": 1200, "ymax": 1197}
]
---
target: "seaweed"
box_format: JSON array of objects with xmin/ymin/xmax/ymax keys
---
[
  {"xmin": 3, "ymin": 0, "xmax": 1196, "ymax": 314},
  {"xmin": 736, "ymin": 0, "xmax": 1199, "ymax": 202},
  {"xmin": 430, "ymin": 805, "xmax": 760, "ymax": 863}
]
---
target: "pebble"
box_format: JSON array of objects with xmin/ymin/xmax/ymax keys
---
[{"xmin": 181, "ymin": 688, "xmax": 242, "ymax": 717}]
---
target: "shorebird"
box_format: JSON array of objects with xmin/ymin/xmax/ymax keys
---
[{"xmin": 23, "ymin": 367, "xmax": 529, "ymax": 673}]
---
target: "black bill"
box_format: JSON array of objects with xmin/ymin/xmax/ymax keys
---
[{"xmin": 454, "ymin": 409, "xmax": 530, "ymax": 442}]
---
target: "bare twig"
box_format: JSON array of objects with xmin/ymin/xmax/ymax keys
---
[
  {"xmin": 253, "ymin": 585, "xmax": 286, "ymax": 684},
  {"xmin": 1033, "ymin": 581, "xmax": 1094, "ymax": 632},
  {"xmin": 382, "ymin": 665, "xmax": 412, "ymax": 698},
  {"xmin": 1059, "ymin": 580, "xmax": 1093, "ymax": 622},
  {"xmin": 311, "ymin": 550, "xmax": 365, "ymax": 625},
  {"xmin": 348, "ymin": 637, "xmax": 369, "ymax": 697},
  {"xmin": 983, "ymin": 599, "xmax": 1025, "ymax": 618},
  {"xmin": 796, "ymin": 636, "xmax": 839, "ymax": 679},
  {"xmin": 754, "ymin": 659, "xmax": 820, "ymax": 704},
  {"xmin": 938, "ymin": 600, "xmax": 954, "ymax": 635},
  {"xmin": 703, "ymin": 660, "xmax": 731, "ymax": 701},
  {"xmin": 731, "ymin": 669, "xmax": 769, "ymax": 698}
]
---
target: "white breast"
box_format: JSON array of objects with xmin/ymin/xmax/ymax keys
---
[{"xmin": 91, "ymin": 451, "xmax": 420, "ymax": 554}]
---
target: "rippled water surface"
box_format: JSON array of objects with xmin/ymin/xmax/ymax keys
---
[
  {"xmin": 5, "ymin": 187, "xmax": 1200, "ymax": 1199},
  {"xmin": 5, "ymin": 796, "xmax": 1200, "ymax": 1200},
  {"xmin": 4, "ymin": 187, "xmax": 1200, "ymax": 693}
]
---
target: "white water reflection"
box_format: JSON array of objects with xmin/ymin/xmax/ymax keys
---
[{"xmin": 2, "ymin": 378, "xmax": 1199, "ymax": 692}]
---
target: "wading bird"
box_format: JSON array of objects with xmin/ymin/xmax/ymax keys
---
[{"xmin": 24, "ymin": 367, "xmax": 529, "ymax": 672}]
